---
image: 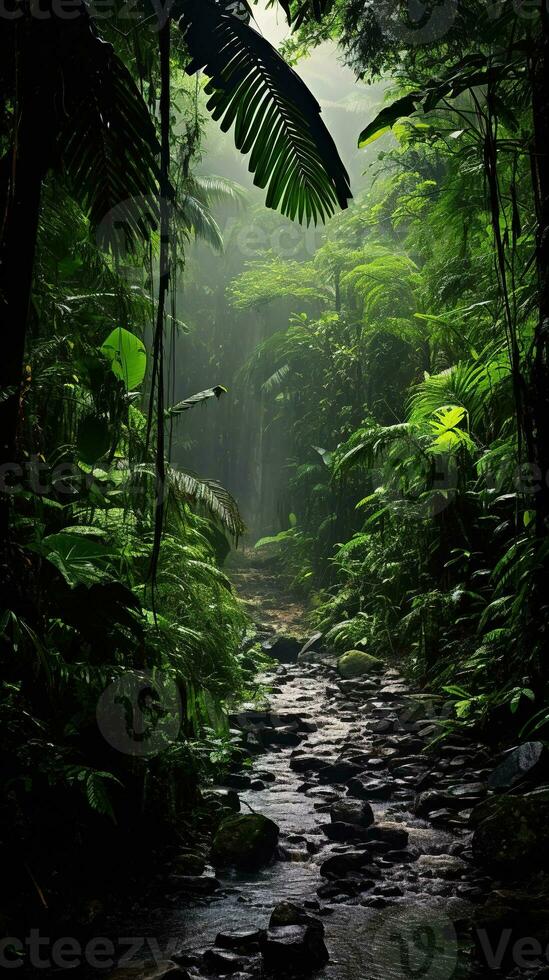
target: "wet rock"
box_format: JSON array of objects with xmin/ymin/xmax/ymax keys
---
[
  {"xmin": 428, "ymin": 808, "xmax": 453, "ymax": 826},
  {"xmin": 172, "ymin": 853, "xmax": 206, "ymax": 876},
  {"xmin": 378, "ymin": 685, "xmax": 408, "ymax": 699},
  {"xmin": 321, "ymin": 822, "xmax": 372, "ymax": 843},
  {"xmin": 361, "ymin": 895, "xmax": 392, "ymax": 909},
  {"xmin": 373, "ymin": 883, "xmax": 403, "ymax": 897},
  {"xmin": 337, "ymin": 650, "xmax": 383, "ymax": 679},
  {"xmin": 256, "ymin": 770, "xmax": 276, "ymax": 782},
  {"xmin": 262, "ymin": 635, "xmax": 302, "ymax": 664},
  {"xmin": 416, "ymin": 854, "xmax": 468, "ymax": 879},
  {"xmin": 366, "ymin": 719, "xmax": 395, "ymax": 734},
  {"xmin": 211, "ymin": 813, "xmax": 280, "ymax": 870},
  {"xmin": 347, "ymin": 776, "xmax": 394, "ymax": 800},
  {"xmin": 330, "ymin": 802, "xmax": 375, "ymax": 836},
  {"xmin": 386, "ymin": 848, "xmax": 420, "ymax": 863},
  {"xmin": 320, "ymin": 852, "xmax": 378, "ymax": 878},
  {"xmin": 173, "ymin": 949, "xmax": 208, "ymax": 970},
  {"xmin": 488, "ymin": 742, "xmax": 548, "ymax": 791},
  {"xmin": 261, "ymin": 925, "xmax": 329, "ymax": 973},
  {"xmin": 263, "ymin": 727, "xmax": 302, "ymax": 748},
  {"xmin": 317, "ymin": 882, "xmax": 343, "ymax": 899},
  {"xmin": 165, "ymin": 868, "xmax": 220, "ymax": 894},
  {"xmin": 447, "ymin": 781, "xmax": 487, "ymax": 798},
  {"xmin": 365, "ymin": 824, "xmax": 409, "ymax": 848},
  {"xmin": 290, "ymin": 753, "xmax": 335, "ymax": 774},
  {"xmin": 215, "ymin": 930, "xmax": 265, "ymax": 953},
  {"xmin": 269, "ymin": 901, "xmax": 325, "ymax": 936},
  {"xmin": 318, "ymin": 760, "xmax": 363, "ymax": 784},
  {"xmin": 230, "ymin": 709, "xmax": 270, "ymax": 729},
  {"xmin": 203, "ymin": 948, "xmax": 256, "ymax": 974},
  {"xmin": 415, "ymin": 788, "xmax": 483, "ymax": 817},
  {"xmin": 250, "ymin": 780, "xmax": 266, "ymax": 791},
  {"xmin": 338, "ymin": 679, "xmax": 378, "ymax": 696},
  {"xmin": 472, "ymin": 791, "xmax": 549, "ymax": 873}
]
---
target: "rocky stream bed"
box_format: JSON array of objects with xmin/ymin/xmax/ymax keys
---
[{"xmin": 110, "ymin": 565, "xmax": 549, "ymax": 980}]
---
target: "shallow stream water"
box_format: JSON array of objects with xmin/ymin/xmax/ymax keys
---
[{"xmin": 114, "ymin": 563, "xmax": 484, "ymax": 980}]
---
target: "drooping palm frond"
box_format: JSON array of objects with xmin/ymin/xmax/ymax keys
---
[
  {"xmin": 179, "ymin": 194, "xmax": 224, "ymax": 252},
  {"xmin": 55, "ymin": 14, "xmax": 160, "ymax": 255},
  {"xmin": 335, "ymin": 422, "xmax": 416, "ymax": 473},
  {"xmin": 168, "ymin": 469, "xmax": 246, "ymax": 540},
  {"xmin": 1, "ymin": 6, "xmax": 161, "ymax": 258},
  {"xmin": 191, "ymin": 174, "xmax": 248, "ymax": 208},
  {"xmin": 262, "ymin": 363, "xmax": 291, "ymax": 393},
  {"xmin": 178, "ymin": 0, "xmax": 352, "ymax": 224}
]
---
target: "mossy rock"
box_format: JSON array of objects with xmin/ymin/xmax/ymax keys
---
[
  {"xmin": 337, "ymin": 650, "xmax": 383, "ymax": 679},
  {"xmin": 211, "ymin": 813, "xmax": 279, "ymax": 870}
]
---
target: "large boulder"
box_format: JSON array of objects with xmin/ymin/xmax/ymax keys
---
[
  {"xmin": 261, "ymin": 926, "xmax": 329, "ymax": 973},
  {"xmin": 337, "ymin": 650, "xmax": 383, "ymax": 679},
  {"xmin": 320, "ymin": 852, "xmax": 377, "ymax": 878},
  {"xmin": 330, "ymin": 799, "xmax": 374, "ymax": 827},
  {"xmin": 472, "ymin": 790, "xmax": 549, "ymax": 874},
  {"xmin": 211, "ymin": 813, "xmax": 279, "ymax": 871},
  {"xmin": 488, "ymin": 742, "xmax": 548, "ymax": 791},
  {"xmin": 269, "ymin": 901, "xmax": 324, "ymax": 935}
]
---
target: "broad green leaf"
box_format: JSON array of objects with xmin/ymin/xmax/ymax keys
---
[
  {"xmin": 42, "ymin": 533, "xmax": 114, "ymax": 588},
  {"xmin": 358, "ymin": 94, "xmax": 419, "ymax": 148},
  {"xmin": 100, "ymin": 328, "xmax": 147, "ymax": 390}
]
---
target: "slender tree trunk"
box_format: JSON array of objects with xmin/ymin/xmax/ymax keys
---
[
  {"xmin": 530, "ymin": 10, "xmax": 549, "ymax": 538},
  {"xmin": 0, "ymin": 20, "xmax": 47, "ymax": 541},
  {"xmin": 149, "ymin": 19, "xmax": 171, "ymax": 588}
]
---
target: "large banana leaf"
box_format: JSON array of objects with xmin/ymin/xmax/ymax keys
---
[{"xmin": 178, "ymin": 0, "xmax": 351, "ymax": 224}]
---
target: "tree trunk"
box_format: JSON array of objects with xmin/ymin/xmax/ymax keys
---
[
  {"xmin": 530, "ymin": 10, "xmax": 549, "ymax": 539},
  {"xmin": 0, "ymin": 20, "xmax": 47, "ymax": 541}
]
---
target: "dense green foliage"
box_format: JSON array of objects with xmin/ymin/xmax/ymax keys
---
[
  {"xmin": 232, "ymin": 0, "xmax": 549, "ymax": 739},
  {"xmin": 2, "ymin": 0, "xmax": 549, "ymax": 938},
  {"xmin": 0, "ymin": 0, "xmax": 353, "ymax": 923}
]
